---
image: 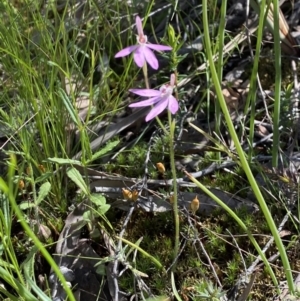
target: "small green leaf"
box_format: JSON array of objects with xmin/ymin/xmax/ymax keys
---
[
  {"xmin": 58, "ymin": 88, "xmax": 79, "ymax": 126},
  {"xmin": 83, "ymin": 210, "xmax": 92, "ymax": 222},
  {"xmin": 95, "ymin": 264, "xmax": 106, "ymax": 276},
  {"xmin": 47, "ymin": 157, "xmax": 82, "ymax": 165},
  {"xmin": 34, "ymin": 172, "xmax": 52, "ymax": 184},
  {"xmin": 19, "ymin": 201, "xmax": 35, "ymax": 210},
  {"xmin": 88, "ymin": 140, "xmax": 119, "ymax": 163},
  {"xmin": 98, "ymin": 203, "xmax": 110, "ymax": 215},
  {"xmin": 22, "ymin": 246, "xmax": 52, "ymax": 301},
  {"xmin": 168, "ymin": 24, "xmax": 176, "ymax": 44},
  {"xmin": 90, "ymin": 194, "xmax": 106, "ymax": 207},
  {"xmin": 36, "ymin": 182, "xmax": 51, "ymax": 205},
  {"xmin": 144, "ymin": 296, "xmax": 170, "ymax": 301},
  {"xmin": 90, "ymin": 228, "xmax": 100, "ymax": 239},
  {"xmin": 67, "ymin": 167, "xmax": 88, "ymax": 194}
]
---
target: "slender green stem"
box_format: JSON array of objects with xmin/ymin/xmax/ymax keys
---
[
  {"xmin": 202, "ymin": 0, "xmax": 294, "ymax": 293},
  {"xmin": 168, "ymin": 112, "xmax": 179, "ymax": 270},
  {"xmin": 271, "ymin": 0, "xmax": 281, "ymax": 168},
  {"xmin": 142, "ymin": 63, "xmax": 149, "ymax": 89},
  {"xmin": 245, "ymin": 0, "xmax": 269, "ymax": 160},
  {"xmin": 215, "ymin": 0, "xmax": 227, "ymax": 162}
]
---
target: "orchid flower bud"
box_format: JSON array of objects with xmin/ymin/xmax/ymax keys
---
[
  {"xmin": 156, "ymin": 162, "xmax": 165, "ymax": 174},
  {"xmin": 122, "ymin": 188, "xmax": 132, "ymax": 200},
  {"xmin": 190, "ymin": 195, "xmax": 199, "ymax": 214}
]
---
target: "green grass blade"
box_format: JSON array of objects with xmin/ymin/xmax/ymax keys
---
[
  {"xmin": 202, "ymin": 0, "xmax": 294, "ymax": 292},
  {"xmin": 116, "ymin": 236, "xmax": 164, "ymax": 271}
]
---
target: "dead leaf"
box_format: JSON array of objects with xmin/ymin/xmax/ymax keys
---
[{"xmin": 279, "ymin": 230, "xmax": 291, "ymax": 238}]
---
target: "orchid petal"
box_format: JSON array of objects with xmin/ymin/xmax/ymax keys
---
[
  {"xmin": 145, "ymin": 97, "xmax": 168, "ymax": 121},
  {"xmin": 129, "ymin": 96, "xmax": 160, "ymax": 108},
  {"xmin": 143, "ymin": 46, "xmax": 159, "ymax": 70},
  {"xmin": 129, "ymin": 89, "xmax": 161, "ymax": 97},
  {"xmin": 136, "ymin": 16, "xmax": 144, "ymax": 37},
  {"xmin": 133, "ymin": 46, "xmax": 146, "ymax": 67},
  {"xmin": 146, "ymin": 44, "xmax": 172, "ymax": 51},
  {"xmin": 115, "ymin": 45, "xmax": 138, "ymax": 58},
  {"xmin": 168, "ymin": 96, "xmax": 179, "ymax": 114}
]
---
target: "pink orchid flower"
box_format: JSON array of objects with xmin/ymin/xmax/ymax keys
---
[
  {"xmin": 115, "ymin": 16, "xmax": 172, "ymax": 70},
  {"xmin": 129, "ymin": 74, "xmax": 179, "ymax": 121}
]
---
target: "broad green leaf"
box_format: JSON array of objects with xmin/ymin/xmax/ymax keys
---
[
  {"xmin": 36, "ymin": 182, "xmax": 51, "ymax": 205},
  {"xmin": 47, "ymin": 157, "xmax": 82, "ymax": 165},
  {"xmin": 67, "ymin": 167, "xmax": 88, "ymax": 194}
]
